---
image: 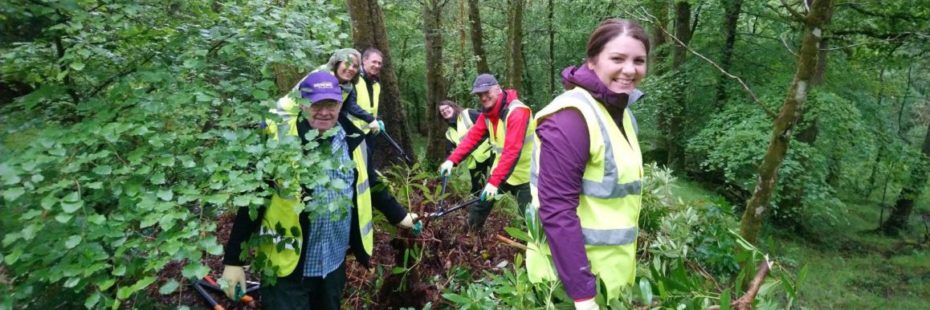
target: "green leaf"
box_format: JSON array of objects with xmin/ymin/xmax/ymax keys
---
[
  {"xmin": 89, "ymin": 214, "xmax": 106, "ymax": 225},
  {"xmin": 205, "ymin": 193, "xmax": 229, "ymax": 205},
  {"xmin": 61, "ymin": 199, "xmax": 84, "ymax": 213},
  {"xmin": 85, "ymin": 292, "xmax": 101, "ymax": 309},
  {"xmin": 87, "ymin": 181, "xmax": 104, "ymax": 189},
  {"xmin": 64, "ymin": 277, "xmax": 81, "ymax": 288},
  {"xmin": 720, "ymin": 288, "xmax": 731, "ymax": 310},
  {"xmin": 98, "ymin": 278, "xmax": 116, "ymax": 290},
  {"xmin": 181, "ymin": 262, "xmax": 209, "ymax": 279},
  {"xmin": 70, "ymin": 62, "xmax": 86, "ymax": 71},
  {"xmin": 112, "ymin": 265, "xmax": 126, "ymax": 276},
  {"xmin": 55, "ymin": 213, "xmax": 73, "ymax": 223},
  {"xmin": 151, "ymin": 173, "xmax": 166, "ymax": 185},
  {"xmin": 2, "ymin": 187, "xmax": 25, "ymax": 202},
  {"xmin": 156, "ymin": 189, "xmax": 174, "ymax": 201},
  {"xmin": 65, "ymin": 235, "xmax": 82, "ymax": 249},
  {"xmin": 93, "ymin": 165, "xmax": 112, "ymax": 175},
  {"xmin": 159, "ymin": 279, "xmax": 179, "ymax": 295},
  {"xmin": 504, "ymin": 227, "xmax": 531, "ymax": 243},
  {"xmin": 442, "ymin": 293, "xmax": 472, "ymax": 304}
]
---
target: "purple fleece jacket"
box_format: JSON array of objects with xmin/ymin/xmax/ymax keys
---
[{"xmin": 536, "ymin": 65, "xmax": 644, "ymax": 300}]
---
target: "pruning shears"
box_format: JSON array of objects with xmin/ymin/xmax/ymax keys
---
[{"xmin": 192, "ymin": 275, "xmax": 260, "ymax": 310}]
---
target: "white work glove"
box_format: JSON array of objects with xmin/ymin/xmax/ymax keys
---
[
  {"xmin": 398, "ymin": 213, "xmax": 419, "ymax": 228},
  {"xmin": 439, "ymin": 160, "xmax": 454, "ymax": 176},
  {"xmin": 367, "ymin": 120, "xmax": 381, "ymax": 134},
  {"xmin": 479, "ymin": 183, "xmax": 499, "ymax": 201},
  {"xmin": 574, "ymin": 298, "xmax": 599, "ymax": 310},
  {"xmin": 221, "ymin": 265, "xmax": 247, "ymax": 300}
]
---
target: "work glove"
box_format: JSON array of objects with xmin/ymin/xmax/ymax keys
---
[
  {"xmin": 479, "ymin": 183, "xmax": 499, "ymax": 201},
  {"xmin": 398, "ymin": 213, "xmax": 422, "ymax": 235},
  {"xmin": 221, "ymin": 265, "xmax": 247, "ymax": 300},
  {"xmin": 377, "ymin": 120, "xmax": 386, "ymax": 132},
  {"xmin": 367, "ymin": 120, "xmax": 381, "ymax": 134},
  {"xmin": 439, "ymin": 160, "xmax": 454, "ymax": 177},
  {"xmin": 574, "ymin": 298, "xmax": 599, "ymax": 310}
]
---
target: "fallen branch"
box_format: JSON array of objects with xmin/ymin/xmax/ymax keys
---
[
  {"xmin": 708, "ymin": 258, "xmax": 772, "ymax": 310},
  {"xmin": 494, "ymin": 234, "xmax": 527, "ymax": 251}
]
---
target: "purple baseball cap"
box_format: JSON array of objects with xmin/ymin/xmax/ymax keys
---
[
  {"xmin": 470, "ymin": 73, "xmax": 499, "ymax": 94},
  {"xmin": 299, "ymin": 71, "xmax": 343, "ymax": 104}
]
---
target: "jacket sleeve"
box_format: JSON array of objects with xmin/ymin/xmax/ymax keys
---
[
  {"xmin": 223, "ymin": 206, "xmax": 266, "ymax": 266},
  {"xmin": 535, "ymin": 109, "xmax": 596, "ymax": 300},
  {"xmin": 448, "ymin": 113, "xmax": 489, "ymax": 164},
  {"xmin": 486, "ymin": 107, "xmax": 531, "ymax": 187},
  {"xmin": 341, "ymin": 89, "xmax": 375, "ymax": 123}
]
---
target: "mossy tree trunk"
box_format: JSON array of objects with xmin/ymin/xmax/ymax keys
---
[
  {"xmin": 423, "ymin": 0, "xmax": 451, "ymax": 165},
  {"xmin": 467, "ymin": 0, "xmax": 490, "ymax": 74},
  {"xmin": 740, "ymin": 0, "xmax": 834, "ymax": 245}
]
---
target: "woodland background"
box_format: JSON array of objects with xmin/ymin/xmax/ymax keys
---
[{"xmin": 1, "ymin": 0, "xmax": 929, "ymax": 309}]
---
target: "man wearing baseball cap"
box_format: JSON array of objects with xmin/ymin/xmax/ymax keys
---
[
  {"xmin": 439, "ymin": 73, "xmax": 536, "ymax": 231},
  {"xmin": 221, "ymin": 71, "xmax": 417, "ymax": 309}
]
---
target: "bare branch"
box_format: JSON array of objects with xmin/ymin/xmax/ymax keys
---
[
  {"xmin": 780, "ymin": 32, "xmax": 799, "ymax": 57},
  {"xmin": 635, "ymin": 7, "xmax": 777, "ymax": 119},
  {"xmin": 779, "ymin": 0, "xmax": 807, "ymax": 22}
]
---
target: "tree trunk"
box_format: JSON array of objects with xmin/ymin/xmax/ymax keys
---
[
  {"xmin": 505, "ymin": 0, "xmax": 526, "ymax": 89},
  {"xmin": 882, "ymin": 113, "xmax": 930, "ymax": 234},
  {"xmin": 714, "ymin": 0, "xmax": 743, "ymax": 106},
  {"xmin": 547, "ymin": 0, "xmax": 555, "ymax": 97},
  {"xmin": 646, "ymin": 0, "xmax": 670, "ymax": 75},
  {"xmin": 423, "ymin": 0, "xmax": 450, "ymax": 165},
  {"xmin": 664, "ymin": 1, "xmax": 692, "ymax": 171},
  {"xmin": 467, "ymin": 0, "xmax": 491, "ymax": 74},
  {"xmin": 739, "ymin": 0, "xmax": 834, "ymax": 245},
  {"xmin": 346, "ymin": 0, "xmax": 415, "ymax": 167}
]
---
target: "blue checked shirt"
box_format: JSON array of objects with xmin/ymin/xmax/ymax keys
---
[{"xmin": 302, "ymin": 128, "xmax": 355, "ymax": 278}]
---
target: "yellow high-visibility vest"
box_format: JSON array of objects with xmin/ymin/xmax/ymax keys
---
[
  {"xmin": 526, "ymin": 88, "xmax": 643, "ymax": 300},
  {"xmin": 485, "ymin": 100, "xmax": 535, "ymax": 186},
  {"xmin": 445, "ymin": 109, "xmax": 492, "ymax": 169},
  {"xmin": 349, "ymin": 76, "xmax": 381, "ymax": 133}
]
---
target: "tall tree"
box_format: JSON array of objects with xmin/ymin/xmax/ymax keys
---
[
  {"xmin": 346, "ymin": 0, "xmax": 415, "ymax": 167},
  {"xmin": 881, "ymin": 121, "xmax": 930, "ymax": 234},
  {"xmin": 664, "ymin": 0, "xmax": 693, "ymax": 171},
  {"xmin": 504, "ymin": 0, "xmax": 525, "ymax": 89},
  {"xmin": 715, "ymin": 0, "xmax": 743, "ymax": 105},
  {"xmin": 467, "ymin": 0, "xmax": 490, "ymax": 74},
  {"xmin": 423, "ymin": 0, "xmax": 451, "ymax": 164},
  {"xmin": 648, "ymin": 0, "xmax": 670, "ymax": 76},
  {"xmin": 547, "ymin": 0, "xmax": 555, "ymax": 97},
  {"xmin": 740, "ymin": 0, "xmax": 835, "ymax": 245}
]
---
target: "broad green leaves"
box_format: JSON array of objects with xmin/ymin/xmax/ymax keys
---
[{"xmin": 0, "ymin": 0, "xmax": 349, "ymax": 308}]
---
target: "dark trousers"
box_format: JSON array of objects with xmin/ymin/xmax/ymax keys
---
[
  {"xmin": 260, "ymin": 262, "xmax": 346, "ymax": 310},
  {"xmin": 468, "ymin": 158, "xmax": 492, "ymax": 195},
  {"xmin": 468, "ymin": 182, "xmax": 531, "ymax": 231}
]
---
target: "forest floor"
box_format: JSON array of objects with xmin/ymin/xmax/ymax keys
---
[{"xmin": 675, "ymin": 179, "xmax": 930, "ymax": 309}]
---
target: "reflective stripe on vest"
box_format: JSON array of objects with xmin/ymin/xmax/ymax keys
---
[
  {"xmin": 525, "ymin": 88, "xmax": 643, "ymax": 300},
  {"xmin": 353, "ymin": 140, "xmax": 374, "ymax": 255},
  {"xmin": 485, "ymin": 100, "xmax": 535, "ymax": 185}
]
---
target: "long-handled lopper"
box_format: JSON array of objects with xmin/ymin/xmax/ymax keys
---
[
  {"xmin": 426, "ymin": 197, "xmax": 481, "ymax": 219},
  {"xmin": 193, "ymin": 275, "xmax": 260, "ymax": 309},
  {"xmin": 379, "ymin": 130, "xmax": 414, "ymax": 165}
]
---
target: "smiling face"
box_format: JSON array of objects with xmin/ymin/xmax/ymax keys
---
[
  {"xmin": 475, "ymin": 86, "xmax": 501, "ymax": 111},
  {"xmin": 439, "ymin": 104, "xmax": 454, "ymax": 120},
  {"xmin": 336, "ymin": 55, "xmax": 360, "ymax": 83},
  {"xmin": 586, "ymin": 35, "xmax": 647, "ymax": 94},
  {"xmin": 301, "ymin": 100, "xmax": 342, "ymax": 132},
  {"xmin": 363, "ymin": 53, "xmax": 383, "ymax": 77}
]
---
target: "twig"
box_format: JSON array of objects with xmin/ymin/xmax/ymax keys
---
[
  {"xmin": 634, "ymin": 7, "xmax": 777, "ymax": 119},
  {"xmin": 494, "ymin": 234, "xmax": 527, "ymax": 251},
  {"xmin": 779, "ymin": 0, "xmax": 807, "ymax": 22},
  {"xmin": 780, "ymin": 33, "xmax": 799, "ymax": 57}
]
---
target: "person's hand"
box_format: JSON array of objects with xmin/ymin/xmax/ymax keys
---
[
  {"xmin": 574, "ymin": 298, "xmax": 599, "ymax": 310},
  {"xmin": 439, "ymin": 160, "xmax": 454, "ymax": 176},
  {"xmin": 399, "ymin": 213, "xmax": 423, "ymax": 235},
  {"xmin": 221, "ymin": 265, "xmax": 247, "ymax": 300},
  {"xmin": 367, "ymin": 120, "xmax": 381, "ymax": 134},
  {"xmin": 399, "ymin": 213, "xmax": 419, "ymax": 228},
  {"xmin": 479, "ymin": 183, "xmax": 499, "ymax": 201}
]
